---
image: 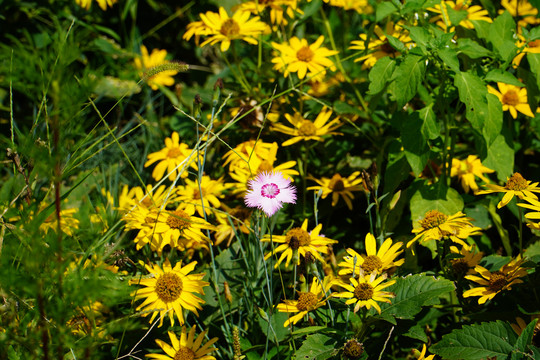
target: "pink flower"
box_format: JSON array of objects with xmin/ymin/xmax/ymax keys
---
[{"xmin": 244, "ymin": 171, "xmax": 297, "ymax": 216}]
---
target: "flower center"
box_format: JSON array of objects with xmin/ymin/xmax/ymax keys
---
[
  {"xmin": 167, "ymin": 147, "xmax": 183, "ymax": 158},
  {"xmin": 155, "ymin": 272, "xmax": 183, "ymax": 303},
  {"xmin": 166, "ymin": 210, "xmax": 191, "ymax": 231},
  {"xmin": 502, "ymin": 89, "xmax": 519, "ymax": 106},
  {"xmin": 343, "ymin": 339, "xmax": 364, "ymax": 359},
  {"xmin": 257, "ymin": 160, "xmax": 274, "ymax": 173},
  {"xmin": 296, "ymin": 46, "xmax": 314, "ymax": 62},
  {"xmin": 220, "ymin": 19, "xmax": 240, "ymax": 36},
  {"xmin": 286, "ymin": 227, "xmax": 311, "ymax": 250},
  {"xmin": 298, "ymin": 120, "xmax": 317, "ymax": 136},
  {"xmin": 192, "ymin": 188, "xmax": 205, "ymax": 200},
  {"xmin": 261, "ymin": 183, "xmax": 280, "ymax": 199},
  {"xmin": 361, "ymin": 255, "xmax": 383, "ymax": 275},
  {"xmin": 505, "ymin": 172, "xmax": 528, "ymax": 190},
  {"xmin": 174, "ymin": 346, "xmax": 195, "ymax": 360},
  {"xmin": 528, "ymin": 39, "xmax": 540, "ymax": 48},
  {"xmin": 380, "ymin": 41, "xmax": 397, "ymax": 55},
  {"xmin": 329, "ymin": 174, "xmax": 345, "ymax": 192},
  {"xmin": 419, "ymin": 210, "xmax": 448, "ymax": 229},
  {"xmin": 353, "ymin": 282, "xmax": 374, "ymax": 300},
  {"xmin": 451, "ymin": 259, "xmax": 470, "ymax": 277},
  {"xmin": 488, "ymin": 271, "xmax": 507, "ymax": 292},
  {"xmin": 296, "ymin": 292, "xmax": 318, "ymax": 311}
]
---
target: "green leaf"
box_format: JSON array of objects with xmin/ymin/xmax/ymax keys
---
[
  {"xmin": 410, "ymin": 183, "xmax": 464, "ymax": 225},
  {"xmin": 404, "ymin": 323, "xmax": 430, "ymax": 342},
  {"xmin": 488, "ymin": 11, "xmax": 518, "ymax": 62},
  {"xmin": 455, "ymin": 71, "xmax": 488, "ymax": 131},
  {"xmin": 407, "ymin": 26, "xmax": 431, "ymax": 49},
  {"xmin": 296, "ymin": 334, "xmax": 338, "ymax": 360},
  {"xmin": 419, "ymin": 105, "xmax": 440, "ymax": 140},
  {"xmin": 457, "ymin": 38, "xmax": 492, "ymax": 59},
  {"xmin": 399, "ymin": 111, "xmax": 430, "ymax": 176},
  {"xmin": 483, "ymin": 133, "xmax": 514, "ymax": 181},
  {"xmin": 514, "ymin": 319, "xmax": 538, "ymax": 353},
  {"xmin": 431, "ymin": 321, "xmax": 518, "ymax": 360},
  {"xmin": 368, "ymin": 57, "xmax": 396, "ymax": 95},
  {"xmin": 483, "ymin": 93, "xmax": 503, "ymax": 146},
  {"xmin": 527, "ymin": 53, "xmax": 540, "ymax": 89},
  {"xmin": 380, "ymin": 274, "xmax": 455, "ymax": 320},
  {"xmin": 437, "ymin": 47, "xmax": 460, "ymax": 73},
  {"xmin": 393, "ymin": 52, "xmax": 426, "ymax": 107},
  {"xmin": 485, "ymin": 69, "xmax": 524, "ymax": 87},
  {"xmin": 258, "ymin": 309, "xmax": 290, "ymax": 343},
  {"xmin": 376, "ymin": 1, "xmax": 398, "ymax": 22},
  {"xmin": 7, "ymin": 346, "xmax": 21, "ymax": 360},
  {"xmin": 291, "ymin": 326, "xmax": 329, "ymax": 336}
]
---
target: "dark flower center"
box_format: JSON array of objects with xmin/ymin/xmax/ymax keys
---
[
  {"xmin": 488, "ymin": 271, "xmax": 507, "ymax": 292},
  {"xmin": 220, "ymin": 19, "xmax": 240, "ymax": 36},
  {"xmin": 353, "ymin": 283, "xmax": 374, "ymax": 300},
  {"xmin": 298, "ymin": 120, "xmax": 317, "ymax": 136},
  {"xmin": 451, "ymin": 259, "xmax": 470, "ymax": 277},
  {"xmin": 505, "ymin": 172, "xmax": 528, "ymax": 190},
  {"xmin": 343, "ymin": 338, "xmax": 364, "ymax": 359},
  {"xmin": 166, "ymin": 210, "xmax": 191, "ymax": 231},
  {"xmin": 296, "ymin": 46, "xmax": 315, "ymax": 62},
  {"xmin": 420, "ymin": 210, "xmax": 448, "ymax": 229},
  {"xmin": 329, "ymin": 174, "xmax": 345, "ymax": 192},
  {"xmin": 174, "ymin": 346, "xmax": 195, "ymax": 360},
  {"xmin": 361, "ymin": 255, "xmax": 383, "ymax": 274},
  {"xmin": 155, "ymin": 272, "xmax": 183, "ymax": 303},
  {"xmin": 286, "ymin": 228, "xmax": 311, "ymax": 250},
  {"xmin": 296, "ymin": 292, "xmax": 318, "ymax": 311},
  {"xmin": 502, "ymin": 90, "xmax": 519, "ymax": 106}
]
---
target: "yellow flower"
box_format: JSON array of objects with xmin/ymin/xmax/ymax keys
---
[
  {"xmin": 428, "ymin": 0, "xmax": 492, "ymax": 31},
  {"xmin": 262, "ymin": 219, "xmax": 338, "ymax": 268},
  {"xmin": 214, "ymin": 206, "xmax": 253, "ymax": 247},
  {"xmin": 338, "ymin": 233, "xmax": 404, "ymax": 277},
  {"xmin": 349, "ymin": 22, "xmax": 412, "ymax": 68},
  {"xmin": 118, "ymin": 184, "xmax": 177, "ymax": 213},
  {"xmin": 325, "ymin": 0, "xmax": 374, "ymax": 14},
  {"xmin": 501, "ymin": 0, "xmax": 540, "ymax": 29},
  {"xmin": 449, "ymin": 243, "xmax": 483, "ymax": 277},
  {"xmin": 307, "ymin": 172, "xmax": 363, "ymax": 210},
  {"xmin": 129, "ymin": 259, "xmax": 209, "ymax": 327},
  {"xmin": 235, "ymin": 0, "xmax": 301, "ymax": 26},
  {"xmin": 510, "ymin": 315, "xmax": 540, "ymax": 340},
  {"xmin": 134, "ymin": 45, "xmax": 178, "ymax": 91},
  {"xmin": 333, "ymin": 269, "xmax": 396, "ymax": 313},
  {"xmin": 38, "ymin": 207, "xmax": 80, "ymax": 236},
  {"xmin": 146, "ymin": 326, "xmax": 218, "ymax": 360},
  {"xmin": 176, "ymin": 175, "xmax": 232, "ymax": 217},
  {"xmin": 272, "ymin": 107, "xmax": 342, "ymax": 146},
  {"xmin": 222, "ymin": 140, "xmax": 278, "ymax": 173},
  {"xmin": 463, "ymin": 255, "xmax": 528, "ymax": 304},
  {"xmin": 67, "ymin": 301, "xmax": 108, "ymax": 337},
  {"xmin": 276, "ymin": 277, "xmax": 331, "ymax": 327},
  {"xmin": 144, "ymin": 132, "xmax": 200, "ymax": 181},
  {"xmin": 75, "ymin": 0, "xmax": 116, "ymax": 10},
  {"xmin": 513, "ymin": 35, "xmax": 540, "ymax": 67},
  {"xmin": 488, "ymin": 82, "xmax": 535, "ymax": 119},
  {"xmin": 476, "ymin": 172, "xmax": 540, "ymax": 208},
  {"xmin": 183, "ymin": 7, "xmax": 269, "ymax": 52},
  {"xmin": 412, "ymin": 344, "xmax": 436, "ymax": 360},
  {"xmin": 450, "ymin": 155, "xmax": 494, "ymax": 194},
  {"xmin": 517, "ymin": 196, "xmax": 540, "ymax": 230},
  {"xmin": 271, "ymin": 36, "xmax": 338, "ymax": 79},
  {"xmin": 131, "ymin": 206, "xmax": 214, "ymax": 255},
  {"xmin": 408, "ymin": 210, "xmax": 481, "ymax": 250}
]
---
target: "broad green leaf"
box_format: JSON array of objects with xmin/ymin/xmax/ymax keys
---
[
  {"xmin": 446, "ymin": 3, "xmax": 468, "ymax": 26},
  {"xmin": 393, "ymin": 51, "xmax": 426, "ymax": 107},
  {"xmin": 291, "ymin": 326, "xmax": 329, "ymax": 336},
  {"xmin": 376, "ymin": 1, "xmax": 398, "ymax": 22},
  {"xmin": 514, "ymin": 319, "xmax": 538, "ymax": 353},
  {"xmin": 404, "ymin": 323, "xmax": 429, "ymax": 342},
  {"xmin": 386, "ymin": 34, "xmax": 407, "ymax": 53},
  {"xmin": 406, "ymin": 26, "xmax": 431, "ymax": 48},
  {"xmin": 457, "ymin": 38, "xmax": 492, "ymax": 59},
  {"xmin": 380, "ymin": 274, "xmax": 455, "ymax": 320},
  {"xmin": 296, "ymin": 334, "xmax": 339, "ymax": 360},
  {"xmin": 488, "ymin": 11, "xmax": 518, "ymax": 62},
  {"xmin": 483, "ymin": 93, "xmax": 503, "ymax": 146},
  {"xmin": 399, "ymin": 111, "xmax": 430, "ymax": 176},
  {"xmin": 437, "ymin": 47, "xmax": 460, "ymax": 73},
  {"xmin": 527, "ymin": 53, "xmax": 540, "ymax": 89},
  {"xmin": 383, "ymin": 140, "xmax": 411, "ymax": 200},
  {"xmin": 455, "ymin": 71, "xmax": 488, "ymax": 131},
  {"xmin": 431, "ymin": 321, "xmax": 518, "ymax": 360},
  {"xmin": 419, "ymin": 105, "xmax": 440, "ymax": 140},
  {"xmin": 485, "ymin": 69, "xmax": 524, "ymax": 87},
  {"xmin": 368, "ymin": 56, "xmax": 396, "ymax": 95},
  {"xmin": 410, "ymin": 183, "xmax": 464, "ymax": 225},
  {"xmin": 258, "ymin": 309, "xmax": 289, "ymax": 343},
  {"xmin": 483, "ymin": 133, "xmax": 514, "ymax": 181}
]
